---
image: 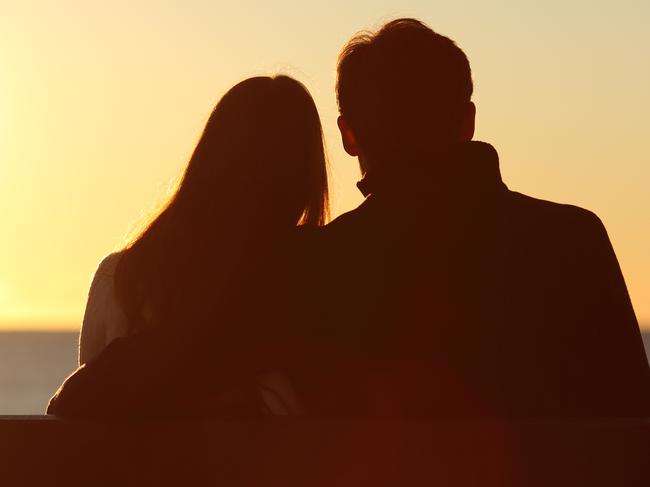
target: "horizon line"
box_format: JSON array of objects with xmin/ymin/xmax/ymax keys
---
[{"xmin": 1, "ymin": 323, "xmax": 649, "ymax": 332}]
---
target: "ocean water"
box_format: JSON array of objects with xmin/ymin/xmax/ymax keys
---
[
  {"xmin": 1, "ymin": 331, "xmax": 649, "ymax": 415},
  {"xmin": 0, "ymin": 332, "xmax": 78, "ymax": 414}
]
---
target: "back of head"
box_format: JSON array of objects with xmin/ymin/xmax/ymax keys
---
[
  {"xmin": 337, "ymin": 18, "xmax": 473, "ymax": 170},
  {"xmin": 183, "ymin": 75, "xmax": 329, "ymax": 228}
]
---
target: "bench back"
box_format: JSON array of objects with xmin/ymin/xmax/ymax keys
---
[{"xmin": 2, "ymin": 416, "xmax": 648, "ymax": 486}]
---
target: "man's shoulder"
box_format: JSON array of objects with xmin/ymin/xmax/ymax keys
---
[
  {"xmin": 506, "ymin": 190, "xmax": 604, "ymax": 236},
  {"xmin": 321, "ymin": 191, "xmax": 605, "ymax": 235}
]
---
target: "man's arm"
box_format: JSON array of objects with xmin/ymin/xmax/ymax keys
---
[
  {"xmin": 48, "ymin": 323, "xmax": 274, "ymax": 419},
  {"xmin": 48, "ymin": 331, "xmax": 174, "ymax": 418},
  {"xmin": 579, "ymin": 212, "xmax": 650, "ymax": 415}
]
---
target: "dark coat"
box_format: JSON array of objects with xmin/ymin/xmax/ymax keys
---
[{"xmin": 290, "ymin": 141, "xmax": 650, "ymax": 417}]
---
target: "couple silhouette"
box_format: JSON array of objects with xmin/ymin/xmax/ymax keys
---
[{"xmin": 48, "ymin": 18, "xmax": 650, "ymax": 418}]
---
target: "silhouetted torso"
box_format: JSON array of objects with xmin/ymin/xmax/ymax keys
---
[
  {"xmin": 291, "ymin": 141, "xmax": 650, "ymax": 417},
  {"xmin": 47, "ymin": 231, "xmax": 306, "ymax": 418}
]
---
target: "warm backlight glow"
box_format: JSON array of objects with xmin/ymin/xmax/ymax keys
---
[{"xmin": 0, "ymin": 1, "xmax": 648, "ymax": 329}]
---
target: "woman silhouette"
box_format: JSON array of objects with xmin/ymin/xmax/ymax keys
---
[{"xmin": 69, "ymin": 76, "xmax": 328, "ymax": 415}]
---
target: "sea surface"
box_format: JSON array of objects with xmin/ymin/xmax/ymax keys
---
[{"xmin": 1, "ymin": 330, "xmax": 649, "ymax": 414}]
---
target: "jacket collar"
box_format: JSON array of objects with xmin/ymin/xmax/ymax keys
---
[{"xmin": 356, "ymin": 141, "xmax": 506, "ymax": 200}]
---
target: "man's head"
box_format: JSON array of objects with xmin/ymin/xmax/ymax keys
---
[{"xmin": 336, "ymin": 18, "xmax": 475, "ymax": 174}]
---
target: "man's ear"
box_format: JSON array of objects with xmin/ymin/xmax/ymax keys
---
[
  {"xmin": 337, "ymin": 116, "xmax": 360, "ymax": 156},
  {"xmin": 459, "ymin": 102, "xmax": 476, "ymax": 141}
]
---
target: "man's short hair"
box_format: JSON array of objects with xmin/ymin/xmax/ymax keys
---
[{"xmin": 337, "ymin": 18, "xmax": 473, "ymax": 164}]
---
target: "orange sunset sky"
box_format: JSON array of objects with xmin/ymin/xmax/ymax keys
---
[{"xmin": 0, "ymin": 0, "xmax": 648, "ymax": 329}]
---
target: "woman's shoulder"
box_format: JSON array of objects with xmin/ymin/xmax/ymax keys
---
[
  {"xmin": 87, "ymin": 251, "xmax": 126, "ymax": 298},
  {"xmin": 95, "ymin": 250, "xmax": 125, "ymax": 278},
  {"xmin": 80, "ymin": 250, "xmax": 130, "ymax": 364}
]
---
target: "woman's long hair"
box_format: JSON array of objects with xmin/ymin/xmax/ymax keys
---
[{"xmin": 114, "ymin": 76, "xmax": 329, "ymax": 333}]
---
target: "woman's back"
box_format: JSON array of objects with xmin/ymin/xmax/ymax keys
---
[
  {"xmin": 56, "ymin": 226, "xmax": 314, "ymax": 417},
  {"xmin": 55, "ymin": 75, "xmax": 329, "ymax": 417}
]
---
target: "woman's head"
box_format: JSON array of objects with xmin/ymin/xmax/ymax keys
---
[
  {"xmin": 115, "ymin": 75, "xmax": 329, "ymax": 330},
  {"xmin": 179, "ymin": 75, "xmax": 329, "ymax": 228}
]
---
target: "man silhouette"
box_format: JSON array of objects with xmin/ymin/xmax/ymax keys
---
[{"xmin": 292, "ymin": 18, "xmax": 650, "ymax": 416}]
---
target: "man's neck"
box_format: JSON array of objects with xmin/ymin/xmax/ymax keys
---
[{"xmin": 356, "ymin": 141, "xmax": 504, "ymax": 199}]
